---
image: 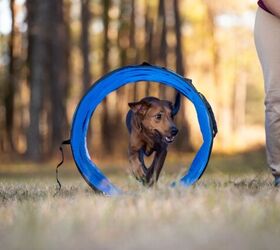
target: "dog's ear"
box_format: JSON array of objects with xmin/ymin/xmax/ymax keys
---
[
  {"xmin": 171, "ymin": 92, "xmax": 181, "ymax": 116},
  {"xmin": 128, "ymin": 100, "xmax": 151, "ymax": 115}
]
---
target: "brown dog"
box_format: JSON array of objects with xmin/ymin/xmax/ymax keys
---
[{"xmin": 126, "ymin": 93, "xmax": 180, "ymax": 186}]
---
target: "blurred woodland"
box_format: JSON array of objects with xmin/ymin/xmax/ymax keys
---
[{"xmin": 0, "ymin": 0, "xmax": 264, "ymax": 161}]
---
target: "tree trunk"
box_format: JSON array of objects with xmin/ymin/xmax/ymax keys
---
[
  {"xmin": 101, "ymin": 0, "xmax": 113, "ymax": 154},
  {"xmin": 81, "ymin": 0, "xmax": 91, "ymax": 93},
  {"xmin": 129, "ymin": 0, "xmax": 136, "ymax": 55},
  {"xmin": 145, "ymin": 2, "xmax": 154, "ymax": 96},
  {"xmin": 158, "ymin": 0, "xmax": 167, "ymax": 99},
  {"xmin": 158, "ymin": 0, "xmax": 167, "ymax": 67},
  {"xmin": 173, "ymin": 0, "xmax": 184, "ymax": 76},
  {"xmin": 4, "ymin": 0, "xmax": 16, "ymax": 151},
  {"xmin": 26, "ymin": 0, "xmax": 69, "ymax": 160},
  {"xmin": 26, "ymin": 0, "xmax": 49, "ymax": 160},
  {"xmin": 48, "ymin": 0, "xmax": 69, "ymax": 154},
  {"xmin": 102, "ymin": 0, "xmax": 110, "ymax": 75},
  {"xmin": 173, "ymin": 0, "xmax": 192, "ymax": 151}
]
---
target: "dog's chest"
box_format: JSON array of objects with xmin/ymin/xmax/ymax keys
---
[{"xmin": 143, "ymin": 144, "xmax": 154, "ymax": 156}]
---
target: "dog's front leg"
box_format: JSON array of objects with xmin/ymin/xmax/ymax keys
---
[{"xmin": 129, "ymin": 150, "xmax": 147, "ymax": 183}]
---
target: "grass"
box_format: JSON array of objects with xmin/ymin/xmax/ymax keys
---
[{"xmin": 1, "ymin": 148, "xmax": 280, "ymax": 250}]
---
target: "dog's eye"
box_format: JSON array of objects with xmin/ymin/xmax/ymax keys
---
[{"xmin": 155, "ymin": 113, "xmax": 162, "ymax": 120}]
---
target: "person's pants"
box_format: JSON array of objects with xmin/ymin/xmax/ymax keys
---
[{"xmin": 254, "ymin": 7, "xmax": 280, "ymax": 177}]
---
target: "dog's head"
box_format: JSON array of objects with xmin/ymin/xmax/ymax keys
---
[{"xmin": 128, "ymin": 95, "xmax": 180, "ymax": 144}]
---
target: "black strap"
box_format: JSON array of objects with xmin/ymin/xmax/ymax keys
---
[
  {"xmin": 184, "ymin": 77, "xmax": 196, "ymax": 90},
  {"xmin": 141, "ymin": 61, "xmax": 152, "ymax": 66},
  {"xmin": 54, "ymin": 139, "xmax": 71, "ymax": 196},
  {"xmin": 199, "ymin": 93, "xmax": 218, "ymax": 137}
]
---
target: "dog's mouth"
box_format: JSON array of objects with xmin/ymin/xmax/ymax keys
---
[
  {"xmin": 164, "ymin": 135, "xmax": 176, "ymax": 144},
  {"xmin": 153, "ymin": 129, "xmax": 177, "ymax": 144}
]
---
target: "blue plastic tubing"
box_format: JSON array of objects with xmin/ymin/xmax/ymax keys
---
[{"xmin": 70, "ymin": 65, "xmax": 216, "ymax": 195}]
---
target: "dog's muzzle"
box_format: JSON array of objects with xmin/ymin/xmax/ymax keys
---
[
  {"xmin": 164, "ymin": 127, "xmax": 178, "ymax": 144},
  {"xmin": 164, "ymin": 136, "xmax": 175, "ymax": 143}
]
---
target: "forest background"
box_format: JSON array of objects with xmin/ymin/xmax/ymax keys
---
[
  {"xmin": 2, "ymin": 3, "xmax": 279, "ymax": 249},
  {"xmin": 0, "ymin": 0, "xmax": 263, "ymax": 164}
]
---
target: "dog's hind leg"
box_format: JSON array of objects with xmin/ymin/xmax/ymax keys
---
[
  {"xmin": 138, "ymin": 149, "xmax": 148, "ymax": 173},
  {"xmin": 154, "ymin": 149, "xmax": 167, "ymax": 182},
  {"xmin": 144, "ymin": 161, "xmax": 156, "ymax": 186},
  {"xmin": 146, "ymin": 149, "xmax": 167, "ymax": 186},
  {"xmin": 144, "ymin": 149, "xmax": 167, "ymax": 186}
]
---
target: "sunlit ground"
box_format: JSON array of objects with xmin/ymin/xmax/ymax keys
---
[{"xmin": 1, "ymin": 148, "xmax": 280, "ymax": 250}]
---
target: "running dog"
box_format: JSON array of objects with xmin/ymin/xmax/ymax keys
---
[{"xmin": 126, "ymin": 93, "xmax": 180, "ymax": 186}]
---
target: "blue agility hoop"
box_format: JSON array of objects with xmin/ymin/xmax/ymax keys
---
[{"xmin": 70, "ymin": 63, "xmax": 217, "ymax": 196}]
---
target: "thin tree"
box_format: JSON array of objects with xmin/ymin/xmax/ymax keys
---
[
  {"xmin": 81, "ymin": 0, "xmax": 91, "ymax": 93},
  {"xmin": 102, "ymin": 0, "xmax": 110, "ymax": 75},
  {"xmin": 144, "ymin": 1, "xmax": 154, "ymax": 96},
  {"xmin": 26, "ymin": 0, "xmax": 49, "ymax": 160},
  {"xmin": 130, "ymin": 0, "xmax": 138, "ymax": 100},
  {"xmin": 158, "ymin": 0, "xmax": 167, "ymax": 67},
  {"xmin": 173, "ymin": 0, "xmax": 192, "ymax": 151},
  {"xmin": 158, "ymin": 0, "xmax": 167, "ymax": 99},
  {"xmin": 26, "ymin": 0, "xmax": 69, "ymax": 159},
  {"xmin": 4, "ymin": 0, "xmax": 16, "ymax": 151},
  {"xmin": 173, "ymin": 0, "xmax": 184, "ymax": 76},
  {"xmin": 48, "ymin": 0, "xmax": 69, "ymax": 154},
  {"xmin": 115, "ymin": 0, "xmax": 131, "ymax": 154},
  {"xmin": 101, "ymin": 0, "xmax": 113, "ymax": 154}
]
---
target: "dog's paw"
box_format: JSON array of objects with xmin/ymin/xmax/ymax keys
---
[
  {"xmin": 143, "ymin": 178, "xmax": 154, "ymax": 187},
  {"xmin": 131, "ymin": 166, "xmax": 147, "ymax": 183},
  {"xmin": 134, "ymin": 173, "xmax": 155, "ymax": 187}
]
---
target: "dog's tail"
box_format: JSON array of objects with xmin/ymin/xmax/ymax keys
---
[
  {"xmin": 126, "ymin": 110, "xmax": 133, "ymax": 134},
  {"xmin": 172, "ymin": 92, "xmax": 181, "ymax": 116}
]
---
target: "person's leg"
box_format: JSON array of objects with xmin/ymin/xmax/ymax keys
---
[{"xmin": 254, "ymin": 7, "xmax": 280, "ymax": 185}]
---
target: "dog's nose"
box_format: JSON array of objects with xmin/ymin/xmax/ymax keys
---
[{"xmin": 171, "ymin": 127, "xmax": 178, "ymax": 136}]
